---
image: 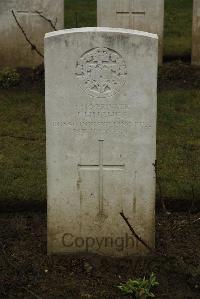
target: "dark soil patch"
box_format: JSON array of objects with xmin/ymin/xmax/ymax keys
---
[
  {"xmin": 1, "ymin": 196, "xmax": 200, "ymax": 214},
  {"xmin": 163, "ymin": 53, "xmax": 191, "ymax": 64},
  {"xmin": 16, "ymin": 65, "xmax": 45, "ymax": 92},
  {"xmin": 0, "ymin": 212, "xmax": 200, "ymax": 298},
  {"xmin": 158, "ymin": 62, "xmax": 200, "ymax": 91}
]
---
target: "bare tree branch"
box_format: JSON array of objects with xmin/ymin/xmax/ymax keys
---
[
  {"xmin": 35, "ymin": 10, "xmax": 58, "ymax": 31},
  {"xmin": 11, "ymin": 10, "xmax": 44, "ymax": 58},
  {"xmin": 120, "ymin": 211, "xmax": 154, "ymax": 253}
]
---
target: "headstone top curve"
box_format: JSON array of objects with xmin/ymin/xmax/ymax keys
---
[{"xmin": 45, "ymin": 27, "xmax": 158, "ymax": 40}]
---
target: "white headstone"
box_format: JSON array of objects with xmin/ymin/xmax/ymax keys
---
[
  {"xmin": 45, "ymin": 28, "xmax": 158, "ymax": 257},
  {"xmin": 97, "ymin": 0, "xmax": 164, "ymax": 64},
  {"xmin": 0, "ymin": 0, "xmax": 64, "ymax": 68},
  {"xmin": 192, "ymin": 0, "xmax": 200, "ymax": 65}
]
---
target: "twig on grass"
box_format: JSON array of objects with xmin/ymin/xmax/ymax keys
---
[
  {"xmin": 153, "ymin": 160, "xmax": 170, "ymax": 214},
  {"xmin": 193, "ymin": 217, "xmax": 200, "ymax": 223},
  {"xmin": 0, "ymin": 134, "xmax": 44, "ymax": 142},
  {"xmin": 188, "ymin": 185, "xmax": 196, "ymax": 223},
  {"xmin": 11, "ymin": 10, "xmax": 44, "ymax": 58},
  {"xmin": 120, "ymin": 211, "xmax": 154, "ymax": 253},
  {"xmin": 75, "ymin": 12, "xmax": 78, "ymax": 27},
  {"xmin": 183, "ymin": 142, "xmax": 199, "ymax": 223}
]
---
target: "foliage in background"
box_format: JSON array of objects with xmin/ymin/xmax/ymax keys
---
[
  {"xmin": 117, "ymin": 273, "xmax": 159, "ymax": 299},
  {"xmin": 0, "ymin": 68, "xmax": 20, "ymax": 89}
]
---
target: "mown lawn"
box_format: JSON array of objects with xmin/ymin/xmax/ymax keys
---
[
  {"xmin": 157, "ymin": 89, "xmax": 200, "ymax": 201},
  {"xmin": 64, "ymin": 0, "xmax": 193, "ymax": 59},
  {"xmin": 0, "ymin": 90, "xmax": 46, "ymax": 203}
]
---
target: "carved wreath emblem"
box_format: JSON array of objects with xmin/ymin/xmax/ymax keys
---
[{"xmin": 75, "ymin": 47, "xmax": 127, "ymax": 98}]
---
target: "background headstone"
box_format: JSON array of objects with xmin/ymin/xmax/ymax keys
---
[
  {"xmin": 97, "ymin": 0, "xmax": 164, "ymax": 64},
  {"xmin": 45, "ymin": 28, "xmax": 158, "ymax": 256},
  {"xmin": 192, "ymin": 0, "xmax": 200, "ymax": 65},
  {"xmin": 0, "ymin": 0, "xmax": 64, "ymax": 68}
]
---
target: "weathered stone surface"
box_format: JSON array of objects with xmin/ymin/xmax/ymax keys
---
[
  {"xmin": 45, "ymin": 28, "xmax": 158, "ymax": 256},
  {"xmin": 0, "ymin": 0, "xmax": 64, "ymax": 68},
  {"xmin": 192, "ymin": 0, "xmax": 200, "ymax": 65},
  {"xmin": 97, "ymin": 0, "xmax": 164, "ymax": 64}
]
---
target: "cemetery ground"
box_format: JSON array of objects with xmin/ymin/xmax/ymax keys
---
[
  {"xmin": 0, "ymin": 1, "xmax": 200, "ymax": 299},
  {"xmin": 0, "ymin": 63, "xmax": 200, "ymax": 299}
]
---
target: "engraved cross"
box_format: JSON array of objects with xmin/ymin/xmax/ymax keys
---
[
  {"xmin": 78, "ymin": 140, "xmax": 125, "ymax": 218},
  {"xmin": 116, "ymin": 0, "xmax": 145, "ymax": 28}
]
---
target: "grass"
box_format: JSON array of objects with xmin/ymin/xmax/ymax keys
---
[
  {"xmin": 0, "ymin": 90, "xmax": 46, "ymax": 203},
  {"xmin": 64, "ymin": 0, "xmax": 193, "ymax": 59},
  {"xmin": 157, "ymin": 89, "xmax": 200, "ymax": 200},
  {"xmin": 0, "ymin": 85, "xmax": 199, "ymax": 203}
]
